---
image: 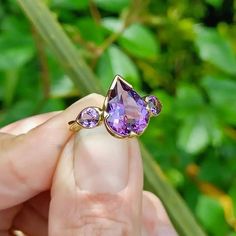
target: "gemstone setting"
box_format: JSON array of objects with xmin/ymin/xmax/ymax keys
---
[
  {"xmin": 77, "ymin": 107, "xmax": 101, "ymax": 128},
  {"xmin": 145, "ymin": 95, "xmax": 162, "ymax": 116},
  {"xmin": 104, "ymin": 76, "xmax": 149, "ymax": 137}
]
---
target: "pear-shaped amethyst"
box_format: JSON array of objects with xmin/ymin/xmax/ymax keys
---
[{"xmin": 104, "ymin": 76, "xmax": 149, "ymax": 137}]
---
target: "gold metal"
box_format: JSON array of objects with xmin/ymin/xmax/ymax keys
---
[
  {"xmin": 68, "ymin": 121, "xmax": 81, "ymax": 132},
  {"xmin": 143, "ymin": 95, "xmax": 162, "ymax": 117},
  {"xmin": 68, "ymin": 75, "xmax": 160, "ymax": 138},
  {"xmin": 68, "ymin": 107, "xmax": 103, "ymax": 132}
]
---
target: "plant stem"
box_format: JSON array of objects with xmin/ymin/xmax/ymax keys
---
[
  {"xmin": 17, "ymin": 0, "xmax": 104, "ymax": 96},
  {"xmin": 31, "ymin": 27, "xmax": 50, "ymax": 99}
]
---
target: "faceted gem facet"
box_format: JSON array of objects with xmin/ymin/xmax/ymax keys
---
[
  {"xmin": 146, "ymin": 95, "xmax": 162, "ymax": 116},
  {"xmin": 104, "ymin": 76, "xmax": 149, "ymax": 137},
  {"xmin": 77, "ymin": 107, "xmax": 100, "ymax": 128}
]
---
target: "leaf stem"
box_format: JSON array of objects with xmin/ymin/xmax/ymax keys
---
[{"xmin": 31, "ymin": 26, "xmax": 50, "ymax": 99}]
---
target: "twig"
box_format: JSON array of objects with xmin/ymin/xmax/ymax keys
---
[
  {"xmin": 31, "ymin": 26, "xmax": 50, "ymax": 99},
  {"xmin": 94, "ymin": 0, "xmax": 142, "ymax": 57},
  {"xmin": 89, "ymin": 0, "xmax": 101, "ymax": 24}
]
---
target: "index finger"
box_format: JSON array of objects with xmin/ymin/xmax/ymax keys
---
[
  {"xmin": 0, "ymin": 111, "xmax": 60, "ymax": 135},
  {"xmin": 0, "ymin": 93, "xmax": 104, "ymax": 210}
]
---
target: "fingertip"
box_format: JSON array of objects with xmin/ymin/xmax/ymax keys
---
[
  {"xmin": 127, "ymin": 138, "xmax": 143, "ymax": 196},
  {"xmin": 142, "ymin": 191, "xmax": 178, "ymax": 236},
  {"xmin": 0, "ymin": 94, "xmax": 105, "ymax": 209},
  {"xmin": 51, "ymin": 137, "xmax": 75, "ymax": 197}
]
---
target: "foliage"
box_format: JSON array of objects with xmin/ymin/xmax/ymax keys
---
[{"xmin": 0, "ymin": 0, "xmax": 236, "ymax": 235}]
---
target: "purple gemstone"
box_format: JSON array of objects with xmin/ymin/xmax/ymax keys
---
[
  {"xmin": 146, "ymin": 95, "xmax": 162, "ymax": 116},
  {"xmin": 77, "ymin": 107, "xmax": 100, "ymax": 128},
  {"xmin": 104, "ymin": 76, "xmax": 149, "ymax": 137}
]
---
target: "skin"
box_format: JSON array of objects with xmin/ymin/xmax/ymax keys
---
[{"xmin": 0, "ymin": 94, "xmax": 178, "ymax": 236}]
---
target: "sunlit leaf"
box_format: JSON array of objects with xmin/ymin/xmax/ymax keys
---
[
  {"xmin": 205, "ymin": 0, "xmax": 223, "ymax": 8},
  {"xmin": 96, "ymin": 44, "xmax": 140, "ymax": 90},
  {"xmin": 76, "ymin": 17, "xmax": 105, "ymax": 45},
  {"xmin": 51, "ymin": 75, "xmax": 77, "ymax": 98},
  {"xmin": 102, "ymin": 18, "xmax": 159, "ymax": 59},
  {"xmin": 177, "ymin": 115, "xmax": 210, "ymax": 154},
  {"xmin": 201, "ymin": 75, "xmax": 236, "ymax": 125},
  {"xmin": 195, "ymin": 26, "xmax": 236, "ymax": 75},
  {"xmin": 196, "ymin": 195, "xmax": 229, "ymax": 236}
]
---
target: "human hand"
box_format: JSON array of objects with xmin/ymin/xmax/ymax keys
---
[{"xmin": 0, "ymin": 94, "xmax": 177, "ymax": 236}]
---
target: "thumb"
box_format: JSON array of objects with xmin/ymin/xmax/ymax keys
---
[{"xmin": 49, "ymin": 125, "xmax": 143, "ymax": 235}]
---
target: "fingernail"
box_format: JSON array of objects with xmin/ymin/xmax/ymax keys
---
[{"xmin": 74, "ymin": 125, "xmax": 129, "ymax": 193}]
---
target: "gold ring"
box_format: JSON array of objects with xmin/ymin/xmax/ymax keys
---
[{"xmin": 68, "ymin": 75, "xmax": 162, "ymax": 138}]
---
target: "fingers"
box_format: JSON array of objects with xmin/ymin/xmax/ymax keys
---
[
  {"xmin": 49, "ymin": 125, "xmax": 143, "ymax": 235},
  {"xmin": 0, "ymin": 111, "xmax": 60, "ymax": 135},
  {"xmin": 0, "ymin": 206, "xmax": 22, "ymax": 231},
  {"xmin": 12, "ymin": 204, "xmax": 48, "ymax": 236},
  {"xmin": 0, "ymin": 192, "xmax": 50, "ymax": 235},
  {"xmin": 0, "ymin": 93, "xmax": 104, "ymax": 209},
  {"xmin": 142, "ymin": 191, "xmax": 178, "ymax": 236},
  {"xmin": 27, "ymin": 191, "xmax": 50, "ymax": 220}
]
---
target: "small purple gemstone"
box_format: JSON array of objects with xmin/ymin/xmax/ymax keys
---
[
  {"xmin": 77, "ymin": 107, "xmax": 100, "ymax": 128},
  {"xmin": 146, "ymin": 95, "xmax": 162, "ymax": 116},
  {"xmin": 105, "ymin": 76, "xmax": 149, "ymax": 137}
]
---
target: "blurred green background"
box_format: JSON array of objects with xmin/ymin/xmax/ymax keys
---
[{"xmin": 0, "ymin": 0, "xmax": 236, "ymax": 235}]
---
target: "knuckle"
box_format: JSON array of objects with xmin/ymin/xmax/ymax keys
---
[
  {"xmin": 55, "ymin": 194, "xmax": 135, "ymax": 235},
  {"xmin": 76, "ymin": 216, "xmax": 131, "ymax": 236},
  {"xmin": 87, "ymin": 93, "xmax": 104, "ymax": 104},
  {"xmin": 7, "ymin": 154, "xmax": 41, "ymax": 194}
]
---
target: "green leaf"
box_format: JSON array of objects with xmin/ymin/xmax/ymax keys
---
[
  {"xmin": 76, "ymin": 17, "xmax": 105, "ymax": 45},
  {"xmin": 17, "ymin": 0, "xmax": 103, "ymax": 94},
  {"xmin": 228, "ymin": 182, "xmax": 236, "ymax": 217},
  {"xmin": 102, "ymin": 18, "xmax": 159, "ymax": 59},
  {"xmin": 96, "ymin": 45, "xmax": 140, "ymax": 90},
  {"xmin": 93, "ymin": 0, "xmax": 130, "ymax": 13},
  {"xmin": 195, "ymin": 25, "xmax": 236, "ymax": 75},
  {"xmin": 0, "ymin": 15, "xmax": 34, "ymax": 70},
  {"xmin": 0, "ymin": 100, "xmax": 36, "ymax": 126},
  {"xmin": 175, "ymin": 84, "xmax": 204, "ymax": 119},
  {"xmin": 166, "ymin": 168, "xmax": 185, "ymax": 188},
  {"xmin": 0, "ymin": 34, "xmax": 34, "ymax": 70},
  {"xmin": 228, "ymin": 233, "xmax": 236, "ymax": 236},
  {"xmin": 196, "ymin": 195, "xmax": 229, "ymax": 236},
  {"xmin": 16, "ymin": 1, "xmax": 208, "ymax": 235},
  {"xmin": 177, "ymin": 115, "xmax": 210, "ymax": 154},
  {"xmin": 102, "ymin": 17, "xmax": 123, "ymax": 32},
  {"xmin": 201, "ymin": 75, "xmax": 236, "ymax": 125},
  {"xmin": 205, "ymin": 0, "xmax": 223, "ymax": 8},
  {"xmin": 51, "ymin": 0, "xmax": 89, "ymax": 10},
  {"xmin": 119, "ymin": 24, "xmax": 159, "ymax": 59},
  {"xmin": 40, "ymin": 98, "xmax": 65, "ymax": 113},
  {"xmin": 3, "ymin": 69, "xmax": 19, "ymax": 107},
  {"xmin": 51, "ymin": 75, "xmax": 77, "ymax": 98}
]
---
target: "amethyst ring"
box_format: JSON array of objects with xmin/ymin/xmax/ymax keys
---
[{"xmin": 68, "ymin": 75, "xmax": 162, "ymax": 138}]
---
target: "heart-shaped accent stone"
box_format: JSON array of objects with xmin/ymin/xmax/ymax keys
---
[{"xmin": 104, "ymin": 75, "xmax": 149, "ymax": 137}]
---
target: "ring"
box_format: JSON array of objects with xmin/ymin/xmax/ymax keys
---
[{"xmin": 68, "ymin": 75, "xmax": 162, "ymax": 138}]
